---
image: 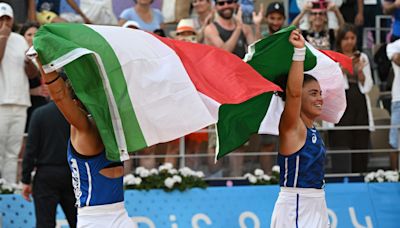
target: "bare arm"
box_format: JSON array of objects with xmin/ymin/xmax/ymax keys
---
[
  {"xmin": 37, "ymin": 61, "xmax": 103, "ymax": 156},
  {"xmin": 355, "ymin": 0, "xmax": 364, "ymax": 26},
  {"xmin": 279, "ymin": 30, "xmax": 306, "ymax": 155},
  {"xmin": 118, "ymin": 19, "xmax": 127, "ymax": 26},
  {"xmin": 393, "ymin": 53, "xmax": 400, "ymax": 65},
  {"xmin": 204, "ymin": 22, "xmax": 244, "ymax": 52},
  {"xmin": 24, "ymin": 58, "xmax": 39, "ymax": 79},
  {"xmin": 291, "ymin": 10, "xmax": 308, "ymax": 27},
  {"xmin": 0, "ymin": 22, "xmax": 11, "ymax": 63},
  {"xmin": 383, "ymin": 0, "xmax": 400, "ymax": 15},
  {"xmin": 66, "ymin": 0, "xmax": 91, "ymax": 23},
  {"xmin": 329, "ymin": 3, "xmax": 345, "ymax": 28},
  {"xmin": 243, "ymin": 24, "xmax": 255, "ymax": 45},
  {"xmin": 27, "ymin": 0, "xmax": 36, "ymax": 21},
  {"xmin": 253, "ymin": 4, "xmax": 264, "ymax": 40},
  {"xmin": 0, "ymin": 36, "xmax": 8, "ymax": 63}
]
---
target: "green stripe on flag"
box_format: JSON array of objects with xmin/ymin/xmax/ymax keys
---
[
  {"xmin": 35, "ymin": 23, "xmax": 147, "ymax": 161},
  {"xmin": 245, "ymin": 26, "xmax": 317, "ymax": 82},
  {"xmin": 217, "ymin": 92, "xmax": 273, "ymax": 159}
]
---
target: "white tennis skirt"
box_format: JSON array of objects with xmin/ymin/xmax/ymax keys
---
[
  {"xmin": 77, "ymin": 202, "xmax": 136, "ymax": 228},
  {"xmin": 271, "ymin": 187, "xmax": 330, "ymax": 228}
]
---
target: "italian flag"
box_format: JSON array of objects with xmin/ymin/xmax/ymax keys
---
[
  {"xmin": 245, "ymin": 26, "xmax": 347, "ymax": 135},
  {"xmin": 32, "ymin": 23, "xmax": 281, "ymax": 161}
]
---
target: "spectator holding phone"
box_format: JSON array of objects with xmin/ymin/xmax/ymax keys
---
[
  {"xmin": 296, "ymin": 0, "xmax": 343, "ymax": 30},
  {"xmin": 292, "ymin": 0, "xmax": 345, "ymax": 50},
  {"xmin": 329, "ymin": 23, "xmax": 374, "ymax": 173}
]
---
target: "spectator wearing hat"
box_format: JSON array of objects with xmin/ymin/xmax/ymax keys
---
[
  {"xmin": 0, "ymin": 2, "xmax": 38, "ymax": 183},
  {"xmin": 19, "ymin": 22, "xmax": 49, "ymax": 133},
  {"xmin": 171, "ymin": 18, "xmax": 198, "ymax": 42},
  {"xmin": 253, "ymin": 2, "xmax": 285, "ymax": 173},
  {"xmin": 204, "ymin": 0, "xmax": 256, "ymax": 177},
  {"xmin": 292, "ymin": 0, "xmax": 345, "ymax": 50},
  {"xmin": 0, "ymin": 0, "xmax": 36, "ymax": 23},
  {"xmin": 169, "ymin": 18, "xmax": 210, "ymax": 171},
  {"xmin": 254, "ymin": 2, "xmax": 286, "ymax": 39},
  {"xmin": 165, "ymin": 18, "xmax": 199, "ymax": 169}
]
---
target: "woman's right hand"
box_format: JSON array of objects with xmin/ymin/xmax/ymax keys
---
[{"xmin": 289, "ymin": 30, "xmax": 305, "ymax": 49}]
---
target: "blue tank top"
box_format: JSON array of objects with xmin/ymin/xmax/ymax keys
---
[
  {"xmin": 67, "ymin": 141, "xmax": 124, "ymax": 208},
  {"xmin": 278, "ymin": 127, "xmax": 326, "ymax": 189}
]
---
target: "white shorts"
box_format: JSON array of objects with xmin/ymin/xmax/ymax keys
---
[
  {"xmin": 271, "ymin": 187, "xmax": 330, "ymax": 228},
  {"xmin": 77, "ymin": 202, "xmax": 136, "ymax": 228}
]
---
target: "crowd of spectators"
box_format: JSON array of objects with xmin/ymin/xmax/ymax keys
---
[{"xmin": 0, "ymin": 0, "xmax": 399, "ymax": 188}]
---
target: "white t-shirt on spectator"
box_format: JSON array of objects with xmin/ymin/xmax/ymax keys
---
[
  {"xmin": 0, "ymin": 32, "xmax": 30, "ymax": 107},
  {"xmin": 386, "ymin": 40, "xmax": 400, "ymax": 103}
]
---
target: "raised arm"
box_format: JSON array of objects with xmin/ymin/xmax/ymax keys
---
[
  {"xmin": 37, "ymin": 61, "xmax": 103, "ymax": 156},
  {"xmin": 66, "ymin": 0, "xmax": 91, "ymax": 24},
  {"xmin": 253, "ymin": 4, "xmax": 264, "ymax": 40},
  {"xmin": 383, "ymin": 0, "xmax": 400, "ymax": 15},
  {"xmin": 278, "ymin": 30, "xmax": 306, "ymax": 155},
  {"xmin": 0, "ymin": 22, "xmax": 11, "ymax": 63},
  {"xmin": 291, "ymin": 3, "xmax": 311, "ymax": 27},
  {"xmin": 27, "ymin": 0, "xmax": 36, "ymax": 22},
  {"xmin": 328, "ymin": 2, "xmax": 345, "ymax": 28}
]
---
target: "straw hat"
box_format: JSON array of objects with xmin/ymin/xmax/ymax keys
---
[{"xmin": 170, "ymin": 18, "xmax": 196, "ymax": 38}]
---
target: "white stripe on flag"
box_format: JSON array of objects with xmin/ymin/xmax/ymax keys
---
[
  {"xmin": 259, "ymin": 94, "xmax": 284, "ymax": 135},
  {"xmin": 42, "ymin": 48, "xmax": 93, "ymax": 73},
  {"xmin": 88, "ymin": 25, "xmax": 217, "ymax": 146},
  {"xmin": 91, "ymin": 52, "xmax": 129, "ymax": 161}
]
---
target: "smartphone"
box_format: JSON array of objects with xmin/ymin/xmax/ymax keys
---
[
  {"xmin": 353, "ymin": 51, "xmax": 361, "ymax": 58},
  {"xmin": 240, "ymin": 0, "xmax": 254, "ymax": 24}
]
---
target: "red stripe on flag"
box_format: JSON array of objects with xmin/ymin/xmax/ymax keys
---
[
  {"xmin": 320, "ymin": 49, "xmax": 353, "ymax": 74},
  {"xmin": 153, "ymin": 35, "xmax": 281, "ymax": 104}
]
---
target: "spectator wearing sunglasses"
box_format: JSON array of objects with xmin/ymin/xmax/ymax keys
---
[
  {"xmin": 296, "ymin": 0, "xmax": 343, "ymax": 30},
  {"xmin": 291, "ymin": 0, "xmax": 345, "ymax": 50},
  {"xmin": 204, "ymin": 0, "xmax": 255, "ymax": 58}
]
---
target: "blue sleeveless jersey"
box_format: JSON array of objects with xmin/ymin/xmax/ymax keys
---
[
  {"xmin": 278, "ymin": 127, "xmax": 326, "ymax": 189},
  {"xmin": 67, "ymin": 141, "xmax": 124, "ymax": 208}
]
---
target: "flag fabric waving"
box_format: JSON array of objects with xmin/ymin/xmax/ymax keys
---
[
  {"xmin": 32, "ymin": 23, "xmax": 281, "ymax": 161},
  {"xmin": 319, "ymin": 49, "xmax": 353, "ymax": 75},
  {"xmin": 245, "ymin": 26, "xmax": 346, "ymax": 135}
]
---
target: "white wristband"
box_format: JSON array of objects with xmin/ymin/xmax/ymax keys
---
[{"xmin": 292, "ymin": 47, "xmax": 306, "ymax": 62}]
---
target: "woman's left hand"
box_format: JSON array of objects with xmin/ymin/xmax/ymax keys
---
[{"xmin": 289, "ymin": 29, "xmax": 305, "ymax": 48}]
